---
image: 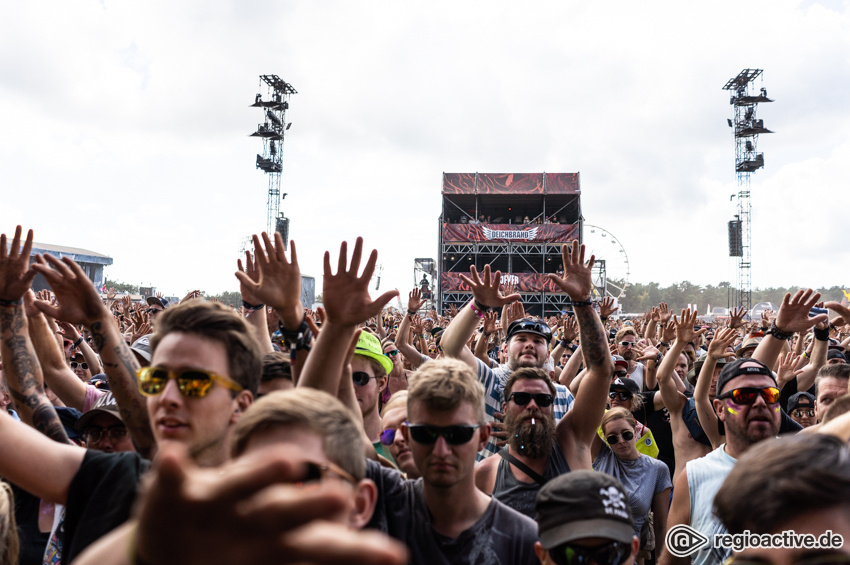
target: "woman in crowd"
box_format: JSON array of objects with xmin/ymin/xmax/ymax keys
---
[{"xmin": 591, "ymin": 407, "xmax": 671, "ymax": 564}]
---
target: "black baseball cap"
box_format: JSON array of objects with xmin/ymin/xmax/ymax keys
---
[
  {"xmin": 610, "ymin": 377, "xmax": 640, "ymax": 397},
  {"xmin": 715, "ymin": 358, "xmax": 776, "ymax": 398},
  {"xmin": 506, "ymin": 318, "xmax": 552, "ymax": 342},
  {"xmin": 788, "ymin": 391, "xmax": 815, "ymax": 412},
  {"xmin": 535, "ymin": 470, "xmax": 635, "ymax": 549}
]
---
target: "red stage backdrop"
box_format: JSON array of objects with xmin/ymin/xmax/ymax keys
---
[
  {"xmin": 442, "ymin": 272, "xmax": 565, "ymax": 293},
  {"xmin": 442, "ymin": 223, "xmax": 578, "ymax": 243},
  {"xmin": 442, "ymin": 172, "xmax": 579, "ymax": 195}
]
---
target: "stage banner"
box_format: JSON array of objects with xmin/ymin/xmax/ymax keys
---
[
  {"xmin": 441, "ymin": 272, "xmax": 566, "ymax": 293},
  {"xmin": 544, "ymin": 173, "xmax": 580, "ymax": 194},
  {"xmin": 442, "ymin": 173, "xmax": 477, "ymax": 194},
  {"xmin": 476, "ymin": 173, "xmax": 543, "ymax": 195},
  {"xmin": 442, "ymin": 223, "xmax": 578, "ymax": 243}
]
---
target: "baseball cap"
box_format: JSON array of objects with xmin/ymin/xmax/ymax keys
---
[
  {"xmin": 612, "ymin": 355, "xmax": 628, "ymax": 370},
  {"xmin": 610, "ymin": 377, "xmax": 640, "ymax": 396},
  {"xmin": 715, "ymin": 358, "xmax": 776, "ymax": 398},
  {"xmin": 146, "ymin": 296, "xmax": 169, "ymax": 309},
  {"xmin": 687, "ymin": 353, "xmax": 731, "ymax": 387},
  {"xmin": 506, "ymin": 318, "xmax": 553, "ymax": 342},
  {"xmin": 354, "ymin": 331, "xmax": 393, "ymax": 375},
  {"xmin": 827, "ymin": 349, "xmax": 847, "ymax": 363},
  {"xmin": 535, "ymin": 470, "xmax": 635, "ymax": 549},
  {"xmin": 76, "ymin": 392, "xmax": 124, "ymax": 432},
  {"xmin": 130, "ymin": 334, "xmax": 152, "ymax": 363},
  {"xmin": 787, "ymin": 391, "xmax": 815, "ymax": 412}
]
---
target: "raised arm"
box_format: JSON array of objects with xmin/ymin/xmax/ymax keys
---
[
  {"xmin": 473, "ymin": 311, "xmax": 498, "ymax": 365},
  {"xmin": 656, "ymin": 322, "xmax": 693, "ymax": 415},
  {"xmin": 549, "ymin": 241, "xmax": 614, "ymax": 455},
  {"xmin": 695, "ymin": 325, "xmax": 735, "ymax": 450},
  {"xmin": 752, "ymin": 290, "xmax": 827, "ymax": 368},
  {"xmin": 298, "ymin": 238, "xmax": 397, "ymax": 397},
  {"xmin": 396, "ymin": 289, "xmax": 425, "ymax": 368},
  {"xmin": 237, "ymin": 250, "xmax": 274, "ymax": 355},
  {"xmin": 441, "ymin": 265, "xmax": 519, "ymax": 368},
  {"xmin": 31, "ymin": 253, "xmax": 156, "ymax": 459}
]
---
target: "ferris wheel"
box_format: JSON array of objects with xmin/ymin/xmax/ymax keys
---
[{"xmin": 582, "ymin": 224, "xmax": 630, "ymax": 299}]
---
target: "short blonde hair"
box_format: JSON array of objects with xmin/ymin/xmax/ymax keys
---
[
  {"xmin": 407, "ymin": 359, "xmax": 485, "ymax": 424},
  {"xmin": 231, "ymin": 388, "xmax": 366, "ymax": 480},
  {"xmin": 381, "ymin": 391, "xmax": 408, "ymax": 418},
  {"xmin": 614, "ymin": 327, "xmax": 637, "ymax": 343}
]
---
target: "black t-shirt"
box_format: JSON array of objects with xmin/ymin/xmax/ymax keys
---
[
  {"xmin": 366, "ymin": 459, "xmax": 538, "ymax": 565},
  {"xmin": 63, "ymin": 450, "xmax": 150, "ymax": 563},
  {"xmin": 638, "ymin": 389, "xmax": 675, "ymax": 478},
  {"xmin": 9, "ymin": 482, "xmax": 49, "ymax": 565}
]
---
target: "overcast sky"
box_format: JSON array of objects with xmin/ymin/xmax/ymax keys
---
[{"xmin": 2, "ymin": 0, "xmax": 848, "ymax": 307}]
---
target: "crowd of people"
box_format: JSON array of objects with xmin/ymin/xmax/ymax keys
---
[{"xmin": 0, "ymin": 224, "xmax": 849, "ymax": 565}]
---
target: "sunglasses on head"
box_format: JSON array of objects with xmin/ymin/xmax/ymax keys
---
[
  {"xmin": 137, "ymin": 367, "xmax": 243, "ymax": 398},
  {"xmin": 606, "ymin": 430, "xmax": 635, "ymax": 445},
  {"xmin": 352, "ymin": 371, "xmax": 377, "ymax": 387},
  {"xmin": 618, "ymin": 341, "xmax": 636, "ymax": 347},
  {"xmin": 508, "ymin": 319, "xmax": 553, "ymax": 340},
  {"xmin": 608, "ymin": 391, "xmax": 631, "ymax": 402},
  {"xmin": 71, "ymin": 361, "xmax": 88, "ymax": 370},
  {"xmin": 83, "ymin": 425, "xmax": 128, "ymax": 443},
  {"xmin": 717, "ymin": 386, "xmax": 780, "ymax": 405},
  {"xmin": 405, "ymin": 423, "xmax": 480, "ymax": 445},
  {"xmin": 791, "ymin": 408, "xmax": 816, "ymax": 419},
  {"xmin": 507, "ymin": 392, "xmax": 554, "ymax": 407},
  {"xmin": 548, "ymin": 540, "xmax": 632, "ymax": 565}
]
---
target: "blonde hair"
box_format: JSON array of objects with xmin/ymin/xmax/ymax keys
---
[
  {"xmin": 381, "ymin": 391, "xmax": 408, "ymax": 418},
  {"xmin": 0, "ymin": 482, "xmax": 19, "ymax": 565},
  {"xmin": 231, "ymin": 388, "xmax": 366, "ymax": 480},
  {"xmin": 407, "ymin": 359, "xmax": 485, "ymax": 424},
  {"xmin": 601, "ymin": 406, "xmax": 637, "ymax": 433}
]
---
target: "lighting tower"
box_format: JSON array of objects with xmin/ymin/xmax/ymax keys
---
[
  {"xmin": 250, "ymin": 75, "xmax": 297, "ymax": 244},
  {"xmin": 722, "ymin": 69, "xmax": 772, "ymax": 311}
]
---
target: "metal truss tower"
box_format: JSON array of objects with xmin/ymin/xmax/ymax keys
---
[
  {"xmin": 250, "ymin": 75, "xmax": 297, "ymax": 244},
  {"xmin": 722, "ymin": 69, "xmax": 772, "ymax": 311}
]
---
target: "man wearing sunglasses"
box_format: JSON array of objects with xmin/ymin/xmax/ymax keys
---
[
  {"xmin": 787, "ymin": 391, "xmax": 816, "ymax": 428},
  {"xmin": 351, "ymin": 331, "xmax": 393, "ymax": 461},
  {"xmin": 662, "ymin": 358, "xmax": 782, "ymax": 565},
  {"xmin": 367, "ymin": 358, "xmax": 539, "ymax": 564},
  {"xmin": 614, "ymin": 328, "xmax": 645, "ymax": 392}
]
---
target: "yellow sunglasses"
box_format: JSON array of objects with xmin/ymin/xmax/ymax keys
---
[{"xmin": 137, "ymin": 367, "xmax": 242, "ymax": 398}]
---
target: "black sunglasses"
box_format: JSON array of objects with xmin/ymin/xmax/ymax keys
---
[
  {"xmin": 507, "ymin": 319, "xmax": 553, "ymax": 340},
  {"xmin": 405, "ymin": 423, "xmax": 480, "ymax": 445},
  {"xmin": 609, "ymin": 391, "xmax": 631, "ymax": 402},
  {"xmin": 507, "ymin": 392, "xmax": 554, "ymax": 408},
  {"xmin": 791, "ymin": 408, "xmax": 815, "ymax": 419},
  {"xmin": 352, "ymin": 371, "xmax": 377, "ymax": 387},
  {"xmin": 549, "ymin": 540, "xmax": 632, "ymax": 565},
  {"xmin": 613, "ymin": 370, "xmax": 628, "ymax": 378},
  {"xmin": 606, "ymin": 430, "xmax": 635, "ymax": 445},
  {"xmin": 83, "ymin": 426, "xmax": 128, "ymax": 443}
]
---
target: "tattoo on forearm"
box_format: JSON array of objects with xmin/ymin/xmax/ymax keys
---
[
  {"xmin": 573, "ymin": 307, "xmax": 609, "ymax": 367},
  {"xmin": 32, "ymin": 402, "xmax": 71, "ymax": 444}
]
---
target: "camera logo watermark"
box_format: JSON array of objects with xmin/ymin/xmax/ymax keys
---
[{"xmin": 666, "ymin": 525, "xmax": 709, "ymax": 557}]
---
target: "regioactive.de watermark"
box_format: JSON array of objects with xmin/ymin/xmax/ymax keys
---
[{"xmin": 665, "ymin": 524, "xmax": 845, "ymax": 557}]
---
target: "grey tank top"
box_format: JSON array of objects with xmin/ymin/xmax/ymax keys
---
[{"xmin": 492, "ymin": 445, "xmax": 571, "ymax": 518}]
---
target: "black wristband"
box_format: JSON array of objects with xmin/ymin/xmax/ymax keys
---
[
  {"xmin": 473, "ymin": 299, "xmax": 491, "ymax": 313},
  {"xmin": 73, "ymin": 337, "xmax": 84, "ymax": 348},
  {"xmin": 559, "ymin": 339, "xmax": 569, "ymax": 348},
  {"xmin": 278, "ymin": 318, "xmax": 313, "ymax": 350},
  {"xmin": 571, "ymin": 299, "xmax": 593, "ymax": 307},
  {"xmin": 0, "ymin": 297, "xmax": 22, "ymax": 307},
  {"xmin": 407, "ymin": 310, "xmax": 417, "ymax": 316},
  {"xmin": 813, "ymin": 327, "xmax": 830, "ymax": 341},
  {"xmin": 766, "ymin": 321, "xmax": 794, "ymax": 341},
  {"xmin": 242, "ymin": 300, "xmax": 265, "ymax": 311}
]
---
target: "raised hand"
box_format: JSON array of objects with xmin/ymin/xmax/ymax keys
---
[
  {"xmin": 661, "ymin": 321, "xmax": 676, "ymax": 343},
  {"xmin": 774, "ymin": 290, "xmax": 827, "ymax": 333},
  {"xmin": 482, "ymin": 310, "xmax": 498, "ymax": 335},
  {"xmin": 707, "ymin": 327, "xmax": 738, "ymax": 360},
  {"xmin": 30, "ymin": 255, "xmax": 108, "ymax": 326},
  {"xmin": 729, "ymin": 306, "xmax": 747, "ymax": 329},
  {"xmin": 776, "ymin": 351, "xmax": 804, "ymax": 389},
  {"xmin": 321, "ymin": 238, "xmax": 399, "ymax": 328},
  {"xmin": 633, "ymin": 341, "xmax": 660, "ymax": 362},
  {"xmin": 180, "ymin": 290, "xmax": 202, "ymax": 304},
  {"xmin": 547, "ymin": 241, "xmax": 595, "ymax": 302},
  {"xmin": 825, "ymin": 302, "xmax": 850, "ymax": 329},
  {"xmin": 106, "ymin": 288, "xmax": 117, "ymax": 301},
  {"xmin": 562, "ymin": 315, "xmax": 579, "ymax": 343},
  {"xmin": 236, "ymin": 233, "xmax": 302, "ymax": 325},
  {"xmin": 237, "ymin": 250, "xmax": 264, "ymax": 306},
  {"xmin": 459, "ymin": 265, "xmax": 520, "ymax": 309},
  {"xmin": 502, "ymin": 300, "xmax": 525, "ymax": 328},
  {"xmin": 407, "ymin": 288, "xmax": 426, "ymax": 312},
  {"xmin": 448, "ymin": 303, "xmax": 459, "ymax": 318},
  {"xmin": 599, "ymin": 297, "xmax": 619, "ymax": 320},
  {"xmin": 672, "ymin": 308, "xmax": 707, "ymax": 345},
  {"xmin": 0, "ymin": 226, "xmax": 36, "ymax": 302}
]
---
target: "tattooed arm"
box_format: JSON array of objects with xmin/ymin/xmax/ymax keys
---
[
  {"xmin": 31, "ymin": 254, "xmax": 156, "ymax": 459},
  {"xmin": 548, "ymin": 241, "xmax": 614, "ymax": 468}
]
